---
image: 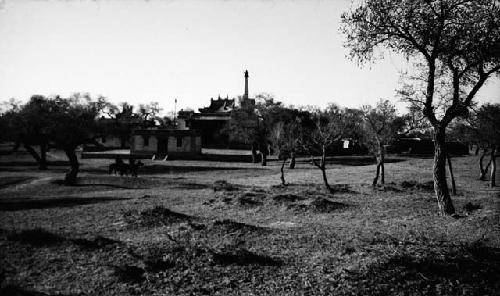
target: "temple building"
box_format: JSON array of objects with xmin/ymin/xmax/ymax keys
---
[
  {"xmin": 130, "ymin": 129, "xmax": 201, "ymax": 158},
  {"xmin": 177, "ymin": 70, "xmax": 255, "ymax": 148}
]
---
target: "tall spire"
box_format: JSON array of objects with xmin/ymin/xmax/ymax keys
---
[{"xmin": 244, "ymin": 70, "xmax": 249, "ymax": 99}]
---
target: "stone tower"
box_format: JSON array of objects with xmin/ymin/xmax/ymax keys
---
[{"xmin": 244, "ymin": 70, "xmax": 249, "ymax": 99}]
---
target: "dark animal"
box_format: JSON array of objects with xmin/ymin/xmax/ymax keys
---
[
  {"xmin": 108, "ymin": 163, "xmax": 119, "ymax": 175},
  {"xmin": 109, "ymin": 159, "xmax": 144, "ymax": 177},
  {"xmin": 118, "ymin": 161, "xmax": 144, "ymax": 177},
  {"xmin": 109, "ymin": 156, "xmax": 125, "ymax": 175}
]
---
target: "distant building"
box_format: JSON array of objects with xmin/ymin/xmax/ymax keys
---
[
  {"xmin": 177, "ymin": 70, "xmax": 256, "ymax": 148},
  {"xmin": 131, "ymin": 129, "xmax": 201, "ymax": 158},
  {"xmin": 386, "ymin": 138, "xmax": 469, "ymax": 155},
  {"xmin": 95, "ymin": 135, "xmax": 123, "ymax": 148}
]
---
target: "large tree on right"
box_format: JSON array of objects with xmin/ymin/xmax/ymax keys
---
[{"xmin": 341, "ymin": 0, "xmax": 500, "ymax": 215}]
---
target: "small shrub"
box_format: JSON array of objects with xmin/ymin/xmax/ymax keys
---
[
  {"xmin": 401, "ymin": 180, "xmax": 418, "ymax": 189},
  {"xmin": 463, "ymin": 202, "xmax": 481, "ymax": 213}
]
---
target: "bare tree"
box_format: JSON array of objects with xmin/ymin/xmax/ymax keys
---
[
  {"xmin": 342, "ymin": 0, "xmax": 500, "ymax": 215},
  {"xmin": 271, "ymin": 120, "xmax": 300, "ymax": 185},
  {"xmin": 475, "ymin": 104, "xmax": 500, "ymax": 187},
  {"xmin": 300, "ymin": 105, "xmax": 362, "ymax": 194},
  {"xmin": 362, "ymin": 100, "xmax": 404, "ymax": 187}
]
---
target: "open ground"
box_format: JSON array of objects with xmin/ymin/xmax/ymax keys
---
[{"xmin": 0, "ymin": 149, "xmax": 499, "ymax": 296}]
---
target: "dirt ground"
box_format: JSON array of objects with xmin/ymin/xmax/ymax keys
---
[{"xmin": 0, "ymin": 150, "xmax": 499, "ymax": 296}]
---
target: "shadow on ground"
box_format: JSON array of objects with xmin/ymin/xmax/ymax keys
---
[
  {"xmin": 293, "ymin": 156, "xmax": 405, "ymax": 167},
  {"xmin": 0, "ymin": 176, "xmax": 35, "ymax": 189},
  {"xmin": 0, "ymin": 196, "xmax": 128, "ymax": 211},
  {"xmin": 0, "ymin": 161, "xmax": 70, "ymax": 167},
  {"xmin": 50, "ymin": 179, "xmax": 143, "ymax": 190},
  {"xmin": 83, "ymin": 165, "xmax": 258, "ymax": 175},
  {"xmin": 338, "ymin": 243, "xmax": 500, "ymax": 295}
]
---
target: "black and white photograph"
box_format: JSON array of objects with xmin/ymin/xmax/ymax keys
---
[{"xmin": 0, "ymin": 0, "xmax": 499, "ymax": 295}]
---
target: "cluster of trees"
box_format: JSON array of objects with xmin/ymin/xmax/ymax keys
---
[
  {"xmin": 0, "ymin": 93, "xmax": 166, "ymax": 184},
  {"xmin": 225, "ymin": 94, "xmax": 498, "ymax": 214},
  {"xmin": 0, "ymin": 92, "xmax": 497, "ymax": 217},
  {"xmin": 225, "ymin": 96, "xmax": 408, "ymax": 190},
  {"xmin": 341, "ymin": 0, "xmax": 500, "ymax": 215}
]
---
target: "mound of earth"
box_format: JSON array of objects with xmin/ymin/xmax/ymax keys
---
[
  {"xmin": 238, "ymin": 192, "xmax": 266, "ymax": 206},
  {"xmin": 213, "ymin": 180, "xmax": 239, "ymax": 192},
  {"xmin": 124, "ymin": 206, "xmax": 193, "ymax": 228},
  {"xmin": 272, "ymin": 193, "xmax": 307, "ymax": 203},
  {"xmin": 287, "ymin": 197, "xmax": 349, "ymax": 213}
]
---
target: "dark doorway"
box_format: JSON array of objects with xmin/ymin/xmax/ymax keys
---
[{"xmin": 157, "ymin": 138, "xmax": 168, "ymax": 154}]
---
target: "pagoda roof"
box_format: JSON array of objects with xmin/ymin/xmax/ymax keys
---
[{"xmin": 199, "ymin": 97, "xmax": 235, "ymax": 113}]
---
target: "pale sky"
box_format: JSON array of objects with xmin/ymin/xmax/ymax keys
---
[{"xmin": 0, "ymin": 0, "xmax": 498, "ymax": 114}]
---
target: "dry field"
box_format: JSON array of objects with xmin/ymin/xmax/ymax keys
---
[{"xmin": 0, "ymin": 150, "xmax": 499, "ymax": 295}]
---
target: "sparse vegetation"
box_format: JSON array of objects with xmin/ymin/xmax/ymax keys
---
[{"xmin": 0, "ymin": 151, "xmax": 498, "ymax": 295}]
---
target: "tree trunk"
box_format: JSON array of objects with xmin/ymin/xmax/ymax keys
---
[
  {"xmin": 12, "ymin": 140, "xmax": 21, "ymax": 152},
  {"xmin": 474, "ymin": 144, "xmax": 480, "ymax": 155},
  {"xmin": 479, "ymin": 148, "xmax": 491, "ymax": 180},
  {"xmin": 64, "ymin": 149, "xmax": 79, "ymax": 185},
  {"xmin": 490, "ymin": 146, "xmax": 497, "ymax": 188},
  {"xmin": 289, "ymin": 150, "xmax": 296, "ymax": 169},
  {"xmin": 446, "ymin": 153, "xmax": 456, "ymax": 195},
  {"xmin": 372, "ymin": 160, "xmax": 381, "ymax": 187},
  {"xmin": 280, "ymin": 157, "xmax": 287, "ymax": 185},
  {"xmin": 433, "ymin": 127, "xmax": 455, "ymax": 215},
  {"xmin": 372, "ymin": 143, "xmax": 385, "ymax": 186},
  {"xmin": 261, "ymin": 152, "xmax": 267, "ymax": 166},
  {"xmin": 251, "ymin": 143, "xmax": 258, "ymax": 163},
  {"xmin": 320, "ymin": 146, "xmax": 333, "ymax": 194},
  {"xmin": 260, "ymin": 143, "xmax": 267, "ymax": 166},
  {"xmin": 380, "ymin": 144, "xmax": 385, "ymax": 185},
  {"xmin": 120, "ymin": 135, "xmax": 128, "ymax": 149},
  {"xmin": 23, "ymin": 143, "xmax": 45, "ymax": 170},
  {"xmin": 39, "ymin": 143, "xmax": 48, "ymax": 170}
]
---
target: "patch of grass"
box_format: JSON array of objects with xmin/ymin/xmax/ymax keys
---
[
  {"xmin": 0, "ymin": 284, "xmax": 50, "ymax": 296},
  {"xmin": 400, "ymin": 180, "xmax": 434, "ymax": 191},
  {"xmin": 0, "ymin": 176, "xmax": 34, "ymax": 189},
  {"xmin": 1, "ymin": 154, "xmax": 499, "ymax": 295},
  {"xmin": 212, "ymin": 248, "xmax": 282, "ymax": 266},
  {"xmin": 341, "ymin": 243, "xmax": 500, "ymax": 296},
  {"xmin": 211, "ymin": 219, "xmax": 266, "ymax": 235},
  {"xmin": 0, "ymin": 196, "xmax": 127, "ymax": 211}
]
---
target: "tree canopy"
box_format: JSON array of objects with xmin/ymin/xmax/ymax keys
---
[{"xmin": 341, "ymin": 0, "xmax": 500, "ymax": 215}]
